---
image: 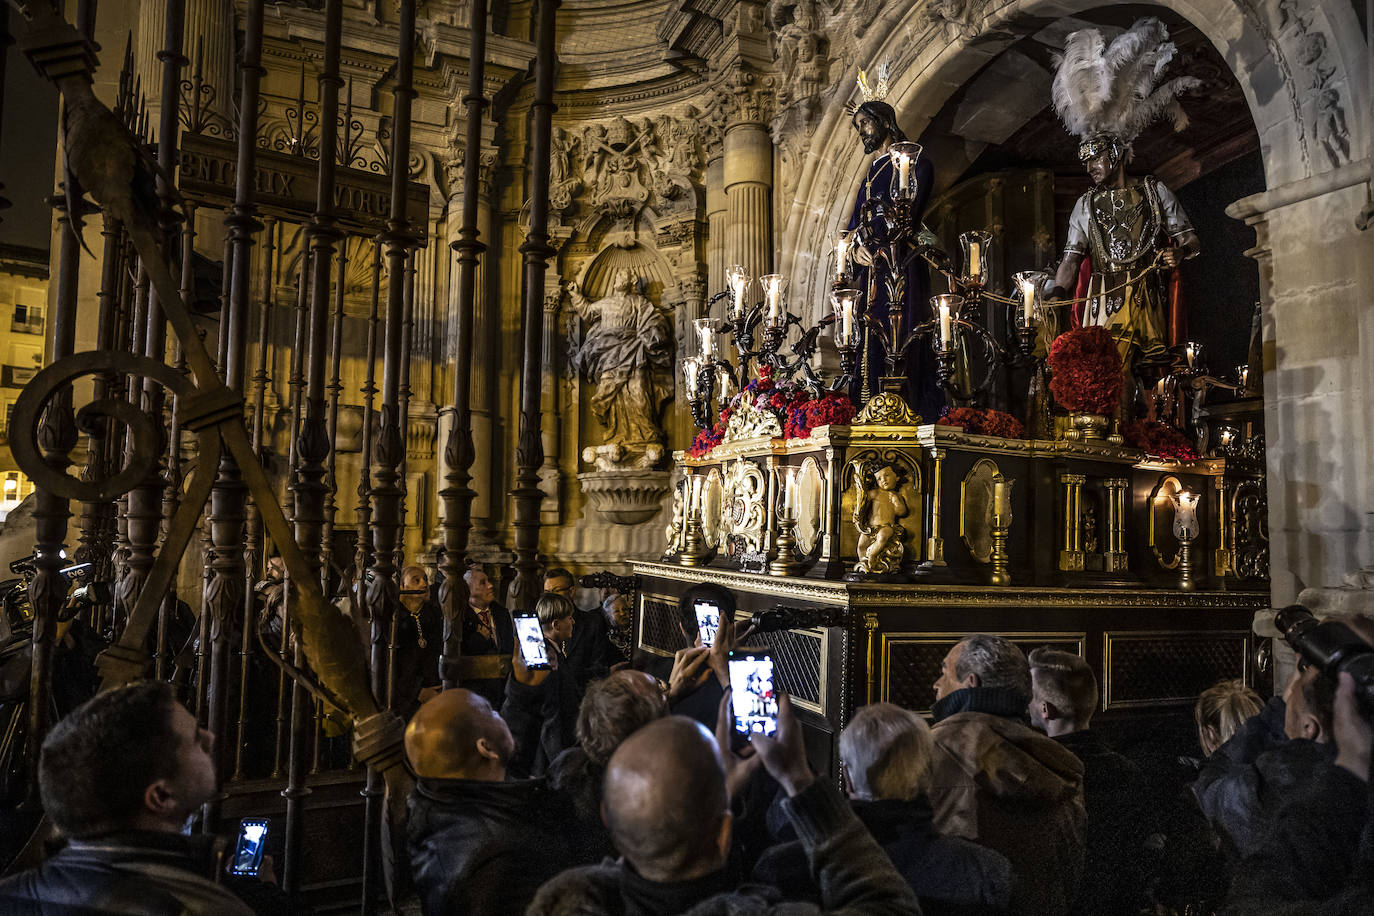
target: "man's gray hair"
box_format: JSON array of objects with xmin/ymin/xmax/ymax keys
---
[
  {"xmin": 839, "ymin": 703, "xmax": 932, "ymax": 802},
  {"xmin": 955, "ymin": 634, "xmax": 1031, "ymax": 696}
]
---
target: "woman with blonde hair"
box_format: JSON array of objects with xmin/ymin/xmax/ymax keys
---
[{"xmin": 1194, "ymin": 679, "xmax": 1263, "ymax": 757}]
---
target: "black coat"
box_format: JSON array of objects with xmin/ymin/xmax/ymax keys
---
[
  {"xmin": 1054, "ymin": 729, "xmax": 1152, "ymax": 915},
  {"xmin": 564, "ymin": 608, "xmax": 616, "ymax": 689},
  {"xmin": 529, "ymin": 779, "xmax": 921, "ymax": 916},
  {"xmin": 1223, "ymin": 760, "xmax": 1373, "ymax": 914},
  {"xmin": 546, "ymin": 745, "xmax": 615, "ymax": 864},
  {"xmin": 1192, "ymin": 700, "xmax": 1337, "ymax": 860},
  {"xmin": 407, "ymin": 776, "xmax": 574, "ymax": 916},
  {"xmin": 753, "ymin": 794, "xmax": 1014, "ymax": 915},
  {"xmin": 0, "ymin": 831, "xmax": 267, "ymax": 915},
  {"xmin": 500, "ymin": 659, "xmax": 583, "ymax": 779}
]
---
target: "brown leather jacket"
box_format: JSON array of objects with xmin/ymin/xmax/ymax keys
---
[{"xmin": 929, "ymin": 710, "xmax": 1086, "ymax": 915}]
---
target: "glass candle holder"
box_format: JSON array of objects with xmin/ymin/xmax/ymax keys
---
[
  {"xmin": 693, "ymin": 317, "xmax": 717, "ymax": 361},
  {"xmin": 992, "ymin": 474, "xmax": 1013, "ymax": 526},
  {"xmin": 832, "ymin": 231, "xmax": 854, "ymax": 283},
  {"xmin": 774, "ymin": 464, "xmax": 800, "ymax": 521},
  {"xmin": 931, "ymin": 293, "xmax": 963, "ymax": 349},
  {"xmin": 831, "ymin": 288, "xmax": 861, "ymax": 349},
  {"xmin": 682, "ymin": 355, "xmax": 702, "ymax": 399},
  {"xmin": 959, "ymin": 230, "xmax": 993, "ymax": 287},
  {"xmin": 1236, "ymin": 364, "xmax": 1250, "ymax": 393},
  {"xmin": 1171, "ymin": 490, "xmax": 1199, "ymax": 539},
  {"xmin": 888, "ymin": 141, "xmax": 923, "ymax": 201},
  {"xmin": 1185, "ymin": 341, "xmax": 1203, "ymax": 371},
  {"xmin": 1012, "ymin": 270, "xmax": 1048, "ymax": 329},
  {"xmin": 726, "ymin": 265, "xmax": 750, "ymax": 320},
  {"xmin": 760, "ymin": 274, "xmax": 789, "ymax": 329}
]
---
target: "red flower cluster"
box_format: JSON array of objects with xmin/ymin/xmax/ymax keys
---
[
  {"xmin": 936, "ymin": 406, "xmax": 1026, "ymax": 439},
  {"xmin": 783, "ymin": 394, "xmax": 857, "ymax": 440},
  {"xmin": 1047, "ymin": 327, "xmax": 1123, "ymax": 416},
  {"xmin": 1122, "ymin": 419, "xmax": 1199, "ymax": 461},
  {"xmin": 687, "ymin": 367, "xmax": 858, "ymax": 458}
]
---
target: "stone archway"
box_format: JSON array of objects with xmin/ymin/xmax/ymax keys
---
[{"xmin": 780, "ymin": 0, "xmax": 1373, "ymax": 620}]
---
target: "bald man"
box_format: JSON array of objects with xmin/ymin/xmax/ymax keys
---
[
  {"xmin": 405, "ymin": 689, "xmax": 573, "ymax": 916},
  {"xmin": 529, "ymin": 697, "xmax": 920, "ymax": 915}
]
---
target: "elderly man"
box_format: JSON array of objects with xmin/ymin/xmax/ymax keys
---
[
  {"xmin": 1029, "ymin": 648, "xmax": 1150, "ymax": 915},
  {"xmin": 405, "ymin": 685, "xmax": 574, "ymax": 916},
  {"xmin": 461, "ymin": 565, "xmax": 514, "ymax": 709},
  {"xmin": 755, "ymin": 702, "xmax": 1014, "ymax": 913},
  {"xmin": 928, "ymin": 634, "xmax": 1085, "ymax": 915},
  {"xmin": 0, "ymin": 681, "xmax": 275, "ymax": 913},
  {"xmin": 529, "ymin": 694, "xmax": 919, "ymax": 915}
]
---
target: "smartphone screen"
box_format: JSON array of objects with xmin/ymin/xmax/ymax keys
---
[
  {"xmin": 514, "ymin": 613, "xmax": 551, "ymax": 669},
  {"xmin": 231, "ymin": 818, "xmax": 269, "ymax": 877},
  {"xmin": 694, "ymin": 600, "xmax": 721, "ymax": 648},
  {"xmin": 727, "ymin": 649, "xmax": 778, "ymax": 738}
]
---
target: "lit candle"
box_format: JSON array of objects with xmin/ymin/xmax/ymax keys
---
[
  {"xmin": 1021, "ymin": 278, "xmax": 1035, "ymax": 324},
  {"xmin": 762, "ymin": 274, "xmax": 787, "ymax": 326},
  {"xmin": 1237, "ymin": 365, "xmax": 1250, "ymax": 391},
  {"xmin": 896, "ymin": 149, "xmax": 911, "ymax": 197},
  {"xmin": 939, "ymin": 299, "xmax": 953, "ymax": 346},
  {"xmin": 695, "ymin": 319, "xmax": 714, "ymax": 360},
  {"xmin": 1219, "ymin": 428, "xmax": 1236, "ymax": 448},
  {"xmin": 834, "ymin": 233, "xmax": 850, "ymax": 280},
  {"xmin": 683, "ymin": 356, "xmax": 700, "ymax": 397},
  {"xmin": 782, "ymin": 471, "xmax": 796, "ymax": 515},
  {"xmin": 968, "ymin": 241, "xmax": 982, "ymax": 282},
  {"xmin": 727, "ymin": 265, "xmax": 748, "ymax": 319},
  {"xmin": 832, "ymin": 289, "xmax": 859, "ymax": 348},
  {"xmin": 1185, "ymin": 341, "xmax": 1200, "ymax": 370}
]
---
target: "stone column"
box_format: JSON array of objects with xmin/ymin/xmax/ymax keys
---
[
  {"xmin": 539, "ymin": 282, "xmax": 563, "ymax": 525},
  {"xmin": 724, "ymin": 116, "xmax": 772, "ymax": 282},
  {"xmin": 137, "ymin": 0, "xmax": 233, "ymax": 131},
  {"xmin": 439, "ymin": 143, "xmax": 499, "ymax": 538},
  {"xmin": 706, "ymin": 155, "xmax": 726, "ymax": 294},
  {"xmin": 1228, "ymin": 164, "xmax": 1374, "ymax": 688}
]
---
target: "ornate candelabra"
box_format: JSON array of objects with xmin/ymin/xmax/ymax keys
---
[{"xmin": 684, "ymin": 266, "xmax": 856, "ymax": 432}]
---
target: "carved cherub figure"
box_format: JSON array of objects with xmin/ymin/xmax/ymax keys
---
[
  {"xmin": 851, "ymin": 461, "xmax": 909, "ymax": 574},
  {"xmin": 664, "ymin": 479, "xmax": 687, "ymax": 556}
]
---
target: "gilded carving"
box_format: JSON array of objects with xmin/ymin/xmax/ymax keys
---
[
  {"xmin": 849, "ymin": 459, "xmax": 909, "ymax": 575},
  {"xmin": 723, "ymin": 457, "xmax": 767, "ymax": 556}
]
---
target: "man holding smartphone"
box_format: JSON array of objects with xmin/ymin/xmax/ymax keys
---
[
  {"xmin": 529, "ymin": 691, "xmax": 919, "ymax": 915},
  {"xmin": 0, "ymin": 682, "xmax": 287, "ymax": 914}
]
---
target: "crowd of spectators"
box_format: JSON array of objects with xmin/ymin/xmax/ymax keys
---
[{"xmin": 1, "ymin": 566, "xmax": 1371, "ymax": 916}]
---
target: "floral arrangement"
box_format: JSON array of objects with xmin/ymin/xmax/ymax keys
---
[
  {"xmin": 936, "ymin": 406, "xmax": 1026, "ymax": 439},
  {"xmin": 1047, "ymin": 326, "xmax": 1123, "ymax": 416},
  {"xmin": 688, "ymin": 364, "xmax": 856, "ymax": 458},
  {"xmin": 1122, "ymin": 419, "xmax": 1199, "ymax": 461}
]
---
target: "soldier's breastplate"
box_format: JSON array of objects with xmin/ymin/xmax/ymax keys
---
[{"xmin": 1086, "ymin": 183, "xmax": 1163, "ymax": 280}]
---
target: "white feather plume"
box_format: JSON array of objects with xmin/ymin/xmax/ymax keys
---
[{"xmin": 1051, "ymin": 17, "xmax": 1197, "ymax": 146}]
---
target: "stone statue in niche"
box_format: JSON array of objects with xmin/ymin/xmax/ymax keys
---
[
  {"xmin": 549, "ymin": 126, "xmax": 582, "ymax": 214},
  {"xmin": 568, "ymin": 268, "xmax": 674, "ymax": 469},
  {"xmin": 850, "ymin": 461, "xmax": 909, "ymax": 575}
]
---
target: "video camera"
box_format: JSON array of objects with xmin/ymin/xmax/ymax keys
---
[{"xmin": 1274, "ymin": 604, "xmax": 1374, "ymax": 715}]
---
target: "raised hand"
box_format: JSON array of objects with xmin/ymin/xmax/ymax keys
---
[{"xmin": 749, "ymin": 693, "xmax": 814, "ymax": 798}]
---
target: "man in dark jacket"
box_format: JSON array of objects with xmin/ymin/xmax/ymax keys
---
[
  {"xmin": 546, "ymin": 668, "xmax": 670, "ymax": 862},
  {"xmin": 0, "ymin": 681, "xmax": 270, "ymax": 914},
  {"xmin": 928, "ymin": 634, "xmax": 1086, "ymax": 915},
  {"xmin": 1028, "ymin": 647, "xmax": 1151, "ymax": 914},
  {"xmin": 528, "ymin": 694, "xmax": 920, "ymax": 916},
  {"xmin": 755, "ymin": 702, "xmax": 1013, "ymax": 914},
  {"xmin": 405, "ymin": 685, "xmax": 574, "ymax": 916},
  {"xmin": 1192, "ymin": 660, "xmax": 1337, "ymax": 860}
]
